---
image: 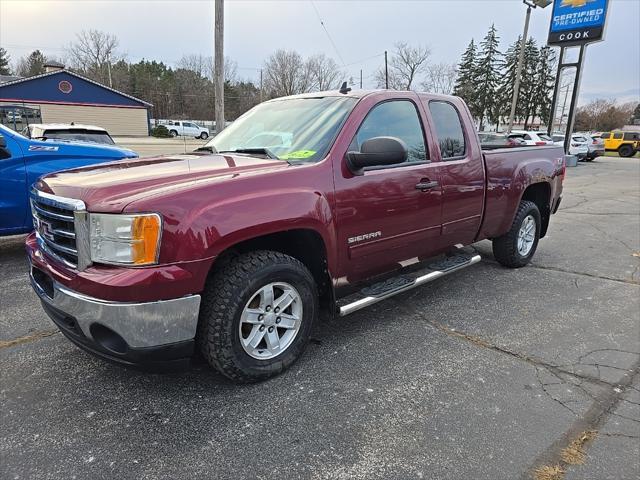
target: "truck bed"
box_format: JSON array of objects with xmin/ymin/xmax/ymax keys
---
[{"xmin": 479, "ymin": 145, "xmax": 565, "ymax": 240}]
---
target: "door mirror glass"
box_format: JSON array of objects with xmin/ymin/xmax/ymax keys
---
[{"xmin": 347, "ymin": 136, "xmax": 408, "ymax": 171}]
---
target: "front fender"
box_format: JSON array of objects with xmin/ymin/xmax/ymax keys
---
[{"xmin": 149, "ymin": 186, "xmax": 336, "ymax": 271}]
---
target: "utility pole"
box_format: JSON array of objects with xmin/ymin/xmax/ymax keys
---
[
  {"xmin": 359, "ymin": 69, "xmax": 362, "ymax": 89},
  {"xmin": 507, "ymin": 0, "xmax": 551, "ymax": 133},
  {"xmin": 107, "ymin": 52, "xmax": 113, "ymax": 88},
  {"xmin": 384, "ymin": 51, "xmax": 389, "ymax": 89},
  {"xmin": 214, "ymin": 0, "xmax": 225, "ymax": 134},
  {"xmin": 506, "ymin": 6, "xmax": 531, "ymax": 133}
]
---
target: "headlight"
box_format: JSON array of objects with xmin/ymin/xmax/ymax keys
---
[{"xmin": 89, "ymin": 213, "xmax": 161, "ymax": 266}]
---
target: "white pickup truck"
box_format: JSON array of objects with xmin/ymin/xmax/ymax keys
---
[{"xmin": 165, "ymin": 121, "xmax": 209, "ymax": 139}]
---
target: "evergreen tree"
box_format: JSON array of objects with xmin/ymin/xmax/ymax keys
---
[
  {"xmin": 630, "ymin": 103, "xmax": 640, "ymax": 124},
  {"xmin": 475, "ymin": 25, "xmax": 502, "ymax": 130},
  {"xmin": 498, "ymin": 36, "xmax": 523, "ymax": 126},
  {"xmin": 453, "ymin": 39, "xmax": 481, "ymax": 121},
  {"xmin": 16, "ymin": 50, "xmax": 46, "ymax": 77},
  {"xmin": 0, "ymin": 47, "xmax": 10, "ymax": 75},
  {"xmin": 532, "ymin": 46, "xmax": 557, "ymax": 129},
  {"xmin": 519, "ymin": 38, "xmax": 540, "ymax": 129}
]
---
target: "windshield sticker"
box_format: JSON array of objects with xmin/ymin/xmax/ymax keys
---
[
  {"xmin": 280, "ymin": 150, "xmax": 316, "ymax": 160},
  {"xmin": 28, "ymin": 145, "xmax": 59, "ymax": 152}
]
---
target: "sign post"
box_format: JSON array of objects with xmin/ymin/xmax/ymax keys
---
[{"xmin": 546, "ymin": 0, "xmax": 610, "ymax": 154}]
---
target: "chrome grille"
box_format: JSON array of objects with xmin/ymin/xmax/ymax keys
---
[{"xmin": 30, "ymin": 189, "xmax": 88, "ymax": 269}]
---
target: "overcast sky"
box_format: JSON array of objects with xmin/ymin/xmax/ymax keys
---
[{"xmin": 1, "ymin": 0, "xmax": 638, "ymax": 104}]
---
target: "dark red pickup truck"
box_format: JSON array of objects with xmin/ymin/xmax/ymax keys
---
[{"xmin": 27, "ymin": 89, "xmax": 564, "ymax": 382}]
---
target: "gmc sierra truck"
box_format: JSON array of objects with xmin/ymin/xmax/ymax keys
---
[{"xmin": 26, "ymin": 89, "xmax": 564, "ymax": 382}]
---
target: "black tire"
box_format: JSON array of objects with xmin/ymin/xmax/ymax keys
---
[
  {"xmin": 197, "ymin": 250, "xmax": 318, "ymax": 383},
  {"xmin": 169, "ymin": 130, "xmax": 178, "ymax": 138},
  {"xmin": 199, "ymin": 132, "xmax": 209, "ymax": 140},
  {"xmin": 618, "ymin": 145, "xmax": 634, "ymax": 158},
  {"xmin": 492, "ymin": 200, "xmax": 541, "ymax": 268}
]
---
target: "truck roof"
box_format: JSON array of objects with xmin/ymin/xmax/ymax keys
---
[{"xmin": 270, "ymin": 89, "xmax": 461, "ymax": 103}]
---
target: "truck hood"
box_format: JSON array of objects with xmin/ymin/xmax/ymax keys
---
[{"xmin": 36, "ymin": 152, "xmax": 290, "ymax": 212}]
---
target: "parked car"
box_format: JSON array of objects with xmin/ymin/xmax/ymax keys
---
[
  {"xmin": 23, "ymin": 123, "xmax": 116, "ymax": 146},
  {"xmin": 26, "ymin": 90, "xmax": 564, "ymax": 382},
  {"xmin": 6, "ymin": 111, "xmax": 23, "ymax": 121},
  {"xmin": 0, "ymin": 124, "xmax": 137, "ymax": 236},
  {"xmin": 601, "ymin": 131, "xmax": 640, "ymax": 157},
  {"xmin": 165, "ymin": 121, "xmax": 210, "ymax": 139},
  {"xmin": 575, "ymin": 133, "xmax": 605, "ymax": 161},
  {"xmin": 508, "ymin": 130, "xmax": 554, "ymax": 146},
  {"xmin": 478, "ymin": 132, "xmax": 527, "ymax": 148},
  {"xmin": 551, "ymin": 133, "xmax": 589, "ymax": 160}
]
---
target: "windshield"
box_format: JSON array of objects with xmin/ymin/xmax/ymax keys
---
[
  {"xmin": 39, "ymin": 129, "xmax": 115, "ymax": 145},
  {"xmin": 204, "ymin": 96, "xmax": 357, "ymax": 162}
]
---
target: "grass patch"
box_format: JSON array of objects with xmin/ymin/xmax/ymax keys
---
[
  {"xmin": 560, "ymin": 430, "xmax": 598, "ymax": 465},
  {"xmin": 533, "ymin": 464, "xmax": 565, "ymax": 480}
]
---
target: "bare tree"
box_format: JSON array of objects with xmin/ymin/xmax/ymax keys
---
[
  {"xmin": 374, "ymin": 68, "xmax": 404, "ymax": 90},
  {"xmin": 422, "ymin": 62, "xmax": 458, "ymax": 95},
  {"xmin": 178, "ymin": 54, "xmax": 237, "ymax": 84},
  {"xmin": 66, "ymin": 30, "xmax": 121, "ymax": 84},
  {"xmin": 263, "ymin": 50, "xmax": 313, "ymax": 97},
  {"xmin": 575, "ymin": 99, "xmax": 635, "ymax": 132},
  {"xmin": 307, "ymin": 54, "xmax": 342, "ymax": 91},
  {"xmin": 376, "ymin": 42, "xmax": 431, "ymax": 90}
]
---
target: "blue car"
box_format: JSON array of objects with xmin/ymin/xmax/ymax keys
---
[{"xmin": 0, "ymin": 124, "xmax": 138, "ymax": 236}]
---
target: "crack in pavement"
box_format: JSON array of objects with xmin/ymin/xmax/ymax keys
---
[
  {"xmin": 527, "ymin": 263, "xmax": 640, "ymax": 286},
  {"xmin": 523, "ymin": 363, "xmax": 640, "ymax": 480},
  {"xmin": 0, "ymin": 330, "xmax": 59, "ymax": 349}
]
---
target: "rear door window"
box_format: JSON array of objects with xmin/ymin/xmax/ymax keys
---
[
  {"xmin": 613, "ymin": 132, "xmax": 623, "ymax": 139},
  {"xmin": 428, "ymin": 101, "xmax": 466, "ymax": 159}
]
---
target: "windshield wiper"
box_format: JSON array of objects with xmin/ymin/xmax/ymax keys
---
[
  {"xmin": 218, "ymin": 148, "xmax": 278, "ymax": 160},
  {"xmin": 194, "ymin": 145, "xmax": 217, "ymax": 153}
]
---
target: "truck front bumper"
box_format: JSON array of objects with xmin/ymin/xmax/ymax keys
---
[{"xmin": 30, "ymin": 265, "xmax": 201, "ymax": 371}]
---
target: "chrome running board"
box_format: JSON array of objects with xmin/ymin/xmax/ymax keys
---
[{"xmin": 337, "ymin": 253, "xmax": 482, "ymax": 316}]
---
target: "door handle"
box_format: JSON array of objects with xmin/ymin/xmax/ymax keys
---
[{"xmin": 415, "ymin": 180, "xmax": 439, "ymax": 191}]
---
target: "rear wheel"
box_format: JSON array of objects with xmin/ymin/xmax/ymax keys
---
[
  {"xmin": 618, "ymin": 144, "xmax": 634, "ymax": 158},
  {"xmin": 492, "ymin": 200, "xmax": 541, "ymax": 268},
  {"xmin": 197, "ymin": 250, "xmax": 317, "ymax": 383},
  {"xmin": 169, "ymin": 130, "xmax": 178, "ymax": 138}
]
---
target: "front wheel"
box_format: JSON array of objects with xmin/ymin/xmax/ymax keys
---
[
  {"xmin": 492, "ymin": 200, "xmax": 541, "ymax": 268},
  {"xmin": 618, "ymin": 144, "xmax": 634, "ymax": 158},
  {"xmin": 199, "ymin": 132, "xmax": 209, "ymax": 140},
  {"xmin": 197, "ymin": 250, "xmax": 318, "ymax": 383}
]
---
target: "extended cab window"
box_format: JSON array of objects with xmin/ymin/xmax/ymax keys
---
[
  {"xmin": 429, "ymin": 101, "xmax": 466, "ymax": 159},
  {"xmin": 351, "ymin": 100, "xmax": 427, "ymax": 163}
]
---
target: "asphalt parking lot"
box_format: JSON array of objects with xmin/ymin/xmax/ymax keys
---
[{"xmin": 1, "ymin": 157, "xmax": 639, "ymax": 480}]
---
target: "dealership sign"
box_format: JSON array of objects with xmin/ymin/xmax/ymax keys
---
[{"xmin": 548, "ymin": 0, "xmax": 609, "ymax": 46}]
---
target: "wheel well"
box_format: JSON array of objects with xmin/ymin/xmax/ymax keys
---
[
  {"xmin": 210, "ymin": 229, "xmax": 333, "ymax": 308},
  {"xmin": 522, "ymin": 183, "xmax": 551, "ymax": 238}
]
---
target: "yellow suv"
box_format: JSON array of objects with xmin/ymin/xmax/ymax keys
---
[{"xmin": 601, "ymin": 131, "xmax": 640, "ymax": 157}]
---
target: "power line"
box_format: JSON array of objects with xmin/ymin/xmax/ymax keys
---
[{"xmin": 309, "ymin": 0, "xmax": 345, "ymax": 66}]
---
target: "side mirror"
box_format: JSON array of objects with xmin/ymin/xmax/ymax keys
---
[
  {"xmin": 0, "ymin": 136, "xmax": 5, "ymax": 148},
  {"xmin": 347, "ymin": 136, "xmax": 408, "ymax": 172}
]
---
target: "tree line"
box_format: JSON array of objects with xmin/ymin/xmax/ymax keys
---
[
  {"xmin": 1, "ymin": 30, "xmax": 637, "ymax": 132},
  {"xmin": 453, "ymin": 25, "xmax": 556, "ymax": 131}
]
